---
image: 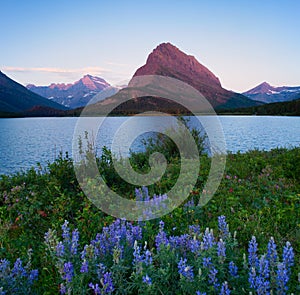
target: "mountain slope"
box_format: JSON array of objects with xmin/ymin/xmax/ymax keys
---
[
  {"xmin": 0, "ymin": 71, "xmax": 67, "ymax": 113},
  {"xmin": 243, "ymin": 82, "xmax": 300, "ymax": 103},
  {"xmin": 27, "ymin": 75, "xmax": 118, "ymax": 108},
  {"xmin": 132, "ymin": 42, "xmax": 262, "ymax": 109}
]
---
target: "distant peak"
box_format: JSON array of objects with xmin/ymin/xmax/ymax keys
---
[{"xmin": 259, "ymin": 81, "xmax": 271, "ymax": 87}]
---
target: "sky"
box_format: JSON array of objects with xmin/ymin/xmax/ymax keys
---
[{"xmin": 1, "ymin": 0, "xmax": 300, "ymax": 92}]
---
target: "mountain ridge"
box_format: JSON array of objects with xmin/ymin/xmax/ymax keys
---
[
  {"xmin": 243, "ymin": 82, "xmax": 300, "ymax": 103},
  {"xmin": 0, "ymin": 71, "xmax": 67, "ymax": 113},
  {"xmin": 27, "ymin": 75, "xmax": 117, "ymax": 108}
]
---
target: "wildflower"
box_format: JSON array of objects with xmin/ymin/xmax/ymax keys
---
[
  {"xmin": 155, "ymin": 220, "xmax": 169, "ymax": 251},
  {"xmin": 248, "ymin": 236, "xmax": 258, "ymax": 268},
  {"xmin": 60, "ymin": 283, "xmax": 67, "ymax": 294},
  {"xmin": 258, "ymin": 255, "xmax": 270, "ymax": 280},
  {"xmin": 56, "ymin": 242, "xmax": 65, "ymax": 257},
  {"xmin": 202, "ymin": 228, "xmax": 215, "ymax": 250},
  {"xmin": 89, "ymin": 282, "xmax": 101, "ymax": 294},
  {"xmin": 276, "ymin": 262, "xmax": 289, "ymax": 294},
  {"xmin": 11, "ymin": 258, "xmax": 26, "ymax": 278},
  {"xmin": 80, "ymin": 260, "xmax": 89, "ymax": 273},
  {"xmin": 208, "ymin": 267, "xmax": 219, "ymax": 289},
  {"xmin": 228, "ymin": 261, "xmax": 238, "ymax": 278},
  {"xmin": 62, "ymin": 220, "xmax": 70, "ymax": 243},
  {"xmin": 218, "ymin": 215, "xmax": 229, "ymax": 240},
  {"xmin": 266, "ymin": 237, "xmax": 277, "ymax": 267},
  {"xmin": 196, "ymin": 292, "xmax": 207, "ymax": 295},
  {"xmin": 102, "ymin": 272, "xmax": 114, "ymax": 293},
  {"xmin": 249, "ymin": 267, "xmax": 256, "ymax": 289},
  {"xmin": 217, "ymin": 239, "xmax": 226, "ymax": 262},
  {"xmin": 189, "ymin": 224, "xmax": 201, "ymax": 236},
  {"xmin": 96, "ymin": 263, "xmax": 106, "ymax": 280},
  {"xmin": 189, "ymin": 236, "xmax": 201, "ymax": 253},
  {"xmin": 178, "ymin": 257, "xmax": 194, "ymax": 281},
  {"xmin": 202, "ymin": 257, "xmax": 212, "ymax": 268},
  {"xmin": 282, "ymin": 241, "xmax": 294, "ymax": 270},
  {"xmin": 144, "ymin": 249, "xmax": 153, "ymax": 266},
  {"xmin": 142, "ymin": 274, "xmax": 152, "ymax": 286},
  {"xmin": 63, "ymin": 262, "xmax": 74, "ymax": 283},
  {"xmin": 220, "ymin": 281, "xmax": 230, "ymax": 295},
  {"xmin": 71, "ymin": 229, "xmax": 79, "ymax": 255},
  {"xmin": 28, "ymin": 269, "xmax": 39, "ymax": 284}
]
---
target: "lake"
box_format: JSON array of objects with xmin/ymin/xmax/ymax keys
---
[{"xmin": 0, "ymin": 116, "xmax": 299, "ymax": 175}]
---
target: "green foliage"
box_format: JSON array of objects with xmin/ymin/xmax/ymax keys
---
[{"xmin": 0, "ymin": 142, "xmax": 299, "ymax": 293}]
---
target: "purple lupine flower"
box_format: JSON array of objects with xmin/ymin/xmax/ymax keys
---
[
  {"xmin": 89, "ymin": 282, "xmax": 101, "ymax": 294},
  {"xmin": 266, "ymin": 237, "xmax": 277, "ymax": 267},
  {"xmin": 103, "ymin": 272, "xmax": 114, "ymax": 293},
  {"xmin": 249, "ymin": 267, "xmax": 256, "ymax": 289},
  {"xmin": 208, "ymin": 267, "xmax": 219, "ymax": 289},
  {"xmin": 56, "ymin": 242, "xmax": 65, "ymax": 257},
  {"xmin": 11, "ymin": 258, "xmax": 26, "ymax": 278},
  {"xmin": 144, "ymin": 249, "xmax": 153, "ymax": 266},
  {"xmin": 276, "ymin": 262, "xmax": 289, "ymax": 294},
  {"xmin": 202, "ymin": 257, "xmax": 212, "ymax": 268},
  {"xmin": 96, "ymin": 263, "xmax": 106, "ymax": 280},
  {"xmin": 178, "ymin": 257, "xmax": 194, "ymax": 281},
  {"xmin": 62, "ymin": 220, "xmax": 70, "ymax": 243},
  {"xmin": 135, "ymin": 188, "xmax": 143, "ymax": 201},
  {"xmin": 155, "ymin": 221, "xmax": 169, "ymax": 251},
  {"xmin": 189, "ymin": 224, "xmax": 201, "ymax": 236},
  {"xmin": 282, "ymin": 241, "xmax": 294, "ymax": 270},
  {"xmin": 220, "ymin": 281, "xmax": 230, "ymax": 295},
  {"xmin": 169, "ymin": 234, "xmax": 190, "ymax": 252},
  {"xmin": 28, "ymin": 269, "xmax": 39, "ymax": 284},
  {"xmin": 217, "ymin": 239, "xmax": 226, "ymax": 262},
  {"xmin": 63, "ymin": 262, "xmax": 74, "ymax": 283},
  {"xmin": 258, "ymin": 255, "xmax": 270, "ymax": 279},
  {"xmin": 189, "ymin": 236, "xmax": 201, "ymax": 253},
  {"xmin": 255, "ymin": 275, "xmax": 270, "ymax": 295},
  {"xmin": 80, "ymin": 260, "xmax": 89, "ymax": 273},
  {"xmin": 228, "ymin": 261, "xmax": 238, "ymax": 278},
  {"xmin": 133, "ymin": 243, "xmax": 143, "ymax": 265},
  {"xmin": 248, "ymin": 236, "xmax": 258, "ymax": 268},
  {"xmin": 60, "ymin": 283, "xmax": 67, "ymax": 294},
  {"xmin": 142, "ymin": 186, "xmax": 149, "ymax": 200},
  {"xmin": 142, "ymin": 274, "xmax": 152, "ymax": 286},
  {"xmin": 196, "ymin": 292, "xmax": 207, "ymax": 295},
  {"xmin": 71, "ymin": 229, "xmax": 79, "ymax": 255},
  {"xmin": 218, "ymin": 216, "xmax": 229, "ymax": 240},
  {"xmin": 202, "ymin": 228, "xmax": 215, "ymax": 250}
]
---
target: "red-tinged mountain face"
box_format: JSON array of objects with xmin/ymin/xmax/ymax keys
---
[
  {"xmin": 134, "ymin": 42, "xmax": 221, "ymax": 89},
  {"xmin": 131, "ymin": 43, "xmax": 258, "ymax": 109}
]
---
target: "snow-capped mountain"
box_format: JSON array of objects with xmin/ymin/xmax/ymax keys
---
[
  {"xmin": 243, "ymin": 82, "xmax": 300, "ymax": 103},
  {"xmin": 27, "ymin": 75, "xmax": 118, "ymax": 109}
]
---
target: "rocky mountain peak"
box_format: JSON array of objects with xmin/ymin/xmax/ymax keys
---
[{"xmin": 133, "ymin": 42, "xmax": 222, "ymax": 91}]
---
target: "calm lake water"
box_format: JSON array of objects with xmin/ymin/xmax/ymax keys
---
[{"xmin": 0, "ymin": 116, "xmax": 299, "ymax": 175}]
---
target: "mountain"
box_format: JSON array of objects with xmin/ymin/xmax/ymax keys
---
[
  {"xmin": 243, "ymin": 82, "xmax": 300, "ymax": 103},
  {"xmin": 0, "ymin": 71, "xmax": 67, "ymax": 114},
  {"xmin": 27, "ymin": 75, "xmax": 118, "ymax": 109},
  {"xmin": 131, "ymin": 42, "xmax": 262, "ymax": 110}
]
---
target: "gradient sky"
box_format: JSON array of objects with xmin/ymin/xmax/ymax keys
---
[{"xmin": 1, "ymin": 0, "xmax": 300, "ymax": 92}]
